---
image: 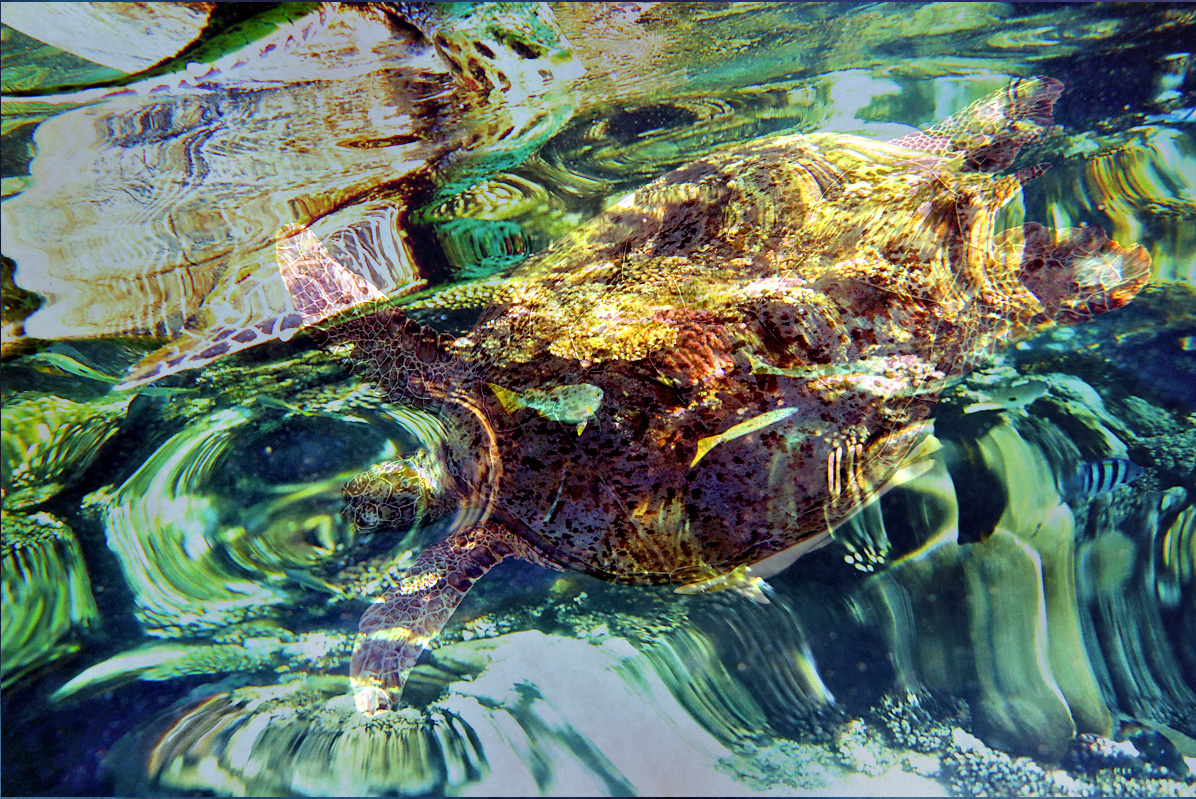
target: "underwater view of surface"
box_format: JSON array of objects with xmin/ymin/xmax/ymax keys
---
[{"xmin": 1, "ymin": 2, "xmax": 1194, "ymax": 796}]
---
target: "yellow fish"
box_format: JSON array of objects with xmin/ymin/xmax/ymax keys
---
[
  {"xmin": 690, "ymin": 406, "xmax": 800, "ymax": 468},
  {"xmin": 24, "ymin": 351, "xmax": 121, "ymax": 383},
  {"xmin": 488, "ymin": 383, "xmax": 604, "ymax": 434}
]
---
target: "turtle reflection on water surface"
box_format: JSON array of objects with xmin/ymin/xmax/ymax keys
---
[{"xmin": 285, "ymin": 77, "xmax": 1150, "ymax": 713}]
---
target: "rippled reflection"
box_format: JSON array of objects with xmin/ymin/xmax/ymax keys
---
[
  {"xmin": 2, "ymin": 3, "xmax": 582, "ymax": 389},
  {"xmin": 2, "ymin": 510, "xmax": 98, "ymax": 689}
]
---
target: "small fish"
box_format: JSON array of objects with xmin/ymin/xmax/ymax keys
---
[
  {"xmin": 136, "ymin": 387, "xmax": 198, "ymax": 398},
  {"xmin": 690, "ymin": 406, "xmax": 799, "ymax": 468},
  {"xmin": 962, "ymin": 379, "xmax": 1049, "ymax": 414},
  {"xmin": 249, "ymin": 395, "xmax": 369, "ymax": 424},
  {"xmin": 488, "ymin": 383, "xmax": 603, "ymax": 434},
  {"xmin": 252, "ymin": 395, "xmax": 304, "ymax": 414},
  {"xmin": 284, "ymin": 569, "xmax": 344, "ymax": 596},
  {"xmin": 746, "ymin": 352, "xmax": 860, "ymax": 380},
  {"xmin": 24, "ymin": 351, "xmax": 122, "ymax": 383},
  {"xmin": 675, "ymin": 566, "xmax": 775, "ymax": 604},
  {"xmin": 1064, "ymin": 457, "xmax": 1143, "ymax": 499}
]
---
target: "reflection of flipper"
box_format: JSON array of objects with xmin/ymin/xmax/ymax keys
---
[
  {"xmin": 350, "ymin": 522, "xmax": 558, "ymax": 713},
  {"xmin": 274, "ymin": 224, "xmax": 391, "ymax": 323},
  {"xmin": 115, "ymin": 217, "xmax": 419, "ymax": 390}
]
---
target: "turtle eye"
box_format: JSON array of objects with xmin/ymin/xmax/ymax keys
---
[{"xmin": 343, "ymin": 496, "xmax": 387, "ymax": 531}]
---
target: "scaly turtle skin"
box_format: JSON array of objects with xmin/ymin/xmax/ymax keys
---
[{"xmin": 291, "ymin": 77, "xmax": 1150, "ymax": 713}]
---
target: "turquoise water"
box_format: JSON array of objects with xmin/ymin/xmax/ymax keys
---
[{"xmin": 1, "ymin": 4, "xmax": 1193, "ymax": 796}]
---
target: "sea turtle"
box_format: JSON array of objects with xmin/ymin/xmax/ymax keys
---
[{"xmin": 288, "ymin": 77, "xmax": 1149, "ymax": 713}]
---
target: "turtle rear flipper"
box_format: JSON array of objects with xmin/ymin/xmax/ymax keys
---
[
  {"xmin": 891, "ymin": 76, "xmax": 1063, "ymax": 172},
  {"xmin": 350, "ymin": 522, "xmax": 557, "ymax": 713}
]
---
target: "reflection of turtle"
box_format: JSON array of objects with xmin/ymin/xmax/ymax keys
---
[
  {"xmin": 293, "ymin": 77, "xmax": 1149, "ymax": 713},
  {"xmin": 1, "ymin": 3, "xmax": 582, "ymax": 389}
]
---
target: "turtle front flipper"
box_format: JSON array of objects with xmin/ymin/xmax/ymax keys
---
[
  {"xmin": 891, "ymin": 76, "xmax": 1063, "ymax": 171},
  {"xmin": 350, "ymin": 521, "xmax": 557, "ymax": 713},
  {"xmin": 114, "ymin": 219, "xmax": 419, "ymax": 390}
]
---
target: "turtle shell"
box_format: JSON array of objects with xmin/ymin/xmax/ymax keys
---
[{"xmin": 332, "ymin": 77, "xmax": 1150, "ymax": 588}]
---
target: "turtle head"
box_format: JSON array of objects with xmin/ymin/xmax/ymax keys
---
[
  {"xmin": 342, "ymin": 449, "xmax": 457, "ymax": 533},
  {"xmin": 1014, "ymin": 223, "xmax": 1151, "ymax": 323}
]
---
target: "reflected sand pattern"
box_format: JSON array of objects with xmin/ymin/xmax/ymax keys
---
[{"xmin": 1, "ymin": 3, "xmax": 1194, "ymax": 797}]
